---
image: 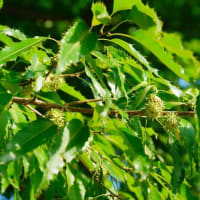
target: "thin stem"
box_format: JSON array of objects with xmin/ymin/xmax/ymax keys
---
[
  {"xmin": 25, "ymin": 105, "xmax": 45, "ymax": 118},
  {"xmin": 56, "ymin": 70, "xmax": 85, "ymax": 78}
]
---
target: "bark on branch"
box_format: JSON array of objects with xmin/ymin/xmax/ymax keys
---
[{"xmin": 12, "ymin": 96, "xmax": 195, "ymax": 117}]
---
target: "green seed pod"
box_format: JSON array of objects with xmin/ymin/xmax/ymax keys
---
[
  {"xmin": 44, "ymin": 75, "xmax": 64, "ymax": 92},
  {"xmin": 46, "ymin": 108, "xmax": 65, "ymax": 128},
  {"xmin": 146, "ymin": 94, "xmax": 163, "ymax": 119},
  {"xmin": 164, "ymin": 112, "xmax": 179, "ymax": 132}
]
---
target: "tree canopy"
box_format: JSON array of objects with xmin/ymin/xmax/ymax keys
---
[{"xmin": 0, "ymin": 0, "xmax": 200, "ymax": 199}]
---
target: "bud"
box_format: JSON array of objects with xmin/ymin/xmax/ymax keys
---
[
  {"xmin": 46, "ymin": 108, "xmax": 65, "ymax": 127},
  {"xmin": 146, "ymin": 94, "xmax": 163, "ymax": 118},
  {"xmin": 44, "ymin": 75, "xmax": 64, "ymax": 92}
]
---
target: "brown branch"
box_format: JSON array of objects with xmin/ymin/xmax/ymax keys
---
[
  {"xmin": 57, "ymin": 70, "xmax": 85, "ymax": 78},
  {"xmin": 11, "ymin": 96, "xmax": 195, "ymax": 117}
]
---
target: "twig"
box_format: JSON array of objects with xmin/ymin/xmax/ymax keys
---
[
  {"xmin": 11, "ymin": 96, "xmax": 195, "ymax": 117},
  {"xmin": 57, "ymin": 70, "xmax": 85, "ymax": 78},
  {"xmin": 46, "ymin": 63, "xmax": 57, "ymax": 78},
  {"xmin": 25, "ymin": 105, "xmax": 45, "ymax": 118}
]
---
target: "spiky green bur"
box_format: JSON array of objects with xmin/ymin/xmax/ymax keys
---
[
  {"xmin": 146, "ymin": 94, "xmax": 163, "ymax": 118},
  {"xmin": 44, "ymin": 75, "xmax": 64, "ymax": 92},
  {"xmin": 164, "ymin": 112, "xmax": 179, "ymax": 132},
  {"xmin": 46, "ymin": 108, "xmax": 65, "ymax": 128}
]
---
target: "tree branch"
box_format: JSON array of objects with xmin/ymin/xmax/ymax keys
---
[{"xmin": 12, "ymin": 96, "xmax": 195, "ymax": 117}]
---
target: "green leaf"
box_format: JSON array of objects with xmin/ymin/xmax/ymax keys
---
[
  {"xmin": 0, "ymin": 37, "xmax": 47, "ymax": 66},
  {"xmin": 128, "ymin": 1, "xmax": 162, "ymax": 35},
  {"xmin": 84, "ymin": 63, "xmax": 107, "ymax": 98},
  {"xmin": 104, "ymin": 160, "xmax": 125, "ymax": 182},
  {"xmin": 106, "ymin": 38, "xmax": 151, "ymax": 70},
  {"xmin": 1, "ymin": 26, "xmax": 26, "ymax": 40},
  {"xmin": 57, "ymin": 20, "xmax": 97, "ymax": 73},
  {"xmin": 113, "ymin": 0, "xmax": 139, "ymax": 14},
  {"xmin": 0, "ymin": 119, "xmax": 57, "ymax": 164},
  {"xmin": 91, "ymin": 2, "xmax": 110, "ymax": 26},
  {"xmin": 42, "ymin": 125, "xmax": 70, "ymax": 183},
  {"xmin": 64, "ymin": 119, "xmax": 90, "ymax": 162},
  {"xmin": 110, "ymin": 30, "xmax": 189, "ymax": 81}
]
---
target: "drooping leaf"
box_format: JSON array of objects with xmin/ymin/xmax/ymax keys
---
[
  {"xmin": 0, "ymin": 119, "xmax": 57, "ymax": 164},
  {"xmin": 64, "ymin": 119, "xmax": 90, "ymax": 162},
  {"xmin": 0, "ymin": 37, "xmax": 47, "ymax": 66},
  {"xmin": 91, "ymin": 2, "xmax": 110, "ymax": 26},
  {"xmin": 57, "ymin": 20, "xmax": 97, "ymax": 73}
]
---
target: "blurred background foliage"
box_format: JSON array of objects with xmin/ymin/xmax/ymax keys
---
[{"xmin": 1, "ymin": 0, "xmax": 200, "ymax": 55}]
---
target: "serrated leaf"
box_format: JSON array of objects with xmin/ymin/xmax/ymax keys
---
[
  {"xmin": 113, "ymin": 0, "xmax": 139, "ymax": 14},
  {"xmin": 57, "ymin": 20, "xmax": 97, "ymax": 73},
  {"xmin": 103, "ymin": 38, "xmax": 157, "ymax": 74},
  {"xmin": 1, "ymin": 27, "xmax": 26, "ymax": 40},
  {"xmin": 0, "ymin": 119, "xmax": 57, "ymax": 164},
  {"xmin": 91, "ymin": 2, "xmax": 110, "ymax": 26},
  {"xmin": 110, "ymin": 30, "xmax": 189, "ymax": 82},
  {"xmin": 0, "ymin": 37, "xmax": 47, "ymax": 66},
  {"xmin": 128, "ymin": 1, "xmax": 162, "ymax": 35}
]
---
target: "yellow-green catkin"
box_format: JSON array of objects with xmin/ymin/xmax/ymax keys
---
[
  {"xmin": 44, "ymin": 75, "xmax": 64, "ymax": 92},
  {"xmin": 146, "ymin": 94, "xmax": 164, "ymax": 119},
  {"xmin": 46, "ymin": 108, "xmax": 65, "ymax": 128}
]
